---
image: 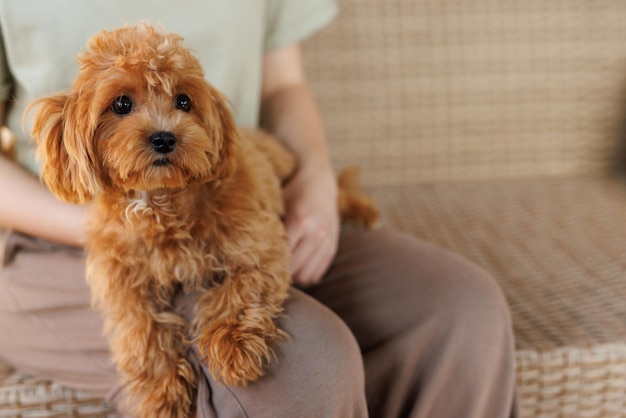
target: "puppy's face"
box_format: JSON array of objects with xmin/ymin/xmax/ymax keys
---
[{"xmin": 28, "ymin": 24, "xmax": 236, "ymax": 203}]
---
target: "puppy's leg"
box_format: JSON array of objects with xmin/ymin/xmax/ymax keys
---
[
  {"xmin": 102, "ymin": 287, "xmax": 196, "ymax": 418},
  {"xmin": 194, "ymin": 272, "xmax": 290, "ymax": 386},
  {"xmin": 194, "ymin": 224, "xmax": 291, "ymax": 386}
]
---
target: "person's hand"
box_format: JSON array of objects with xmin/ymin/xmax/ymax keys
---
[{"xmin": 282, "ymin": 159, "xmax": 339, "ymax": 287}]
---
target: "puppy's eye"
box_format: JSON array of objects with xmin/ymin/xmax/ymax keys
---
[
  {"xmin": 111, "ymin": 96, "xmax": 133, "ymax": 116},
  {"xmin": 175, "ymin": 94, "xmax": 191, "ymax": 112}
]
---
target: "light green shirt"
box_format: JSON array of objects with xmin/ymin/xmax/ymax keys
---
[{"xmin": 0, "ymin": 0, "xmax": 338, "ymax": 173}]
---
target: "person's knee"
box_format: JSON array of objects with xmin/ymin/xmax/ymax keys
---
[
  {"xmin": 455, "ymin": 264, "xmax": 511, "ymax": 327},
  {"xmin": 271, "ymin": 289, "xmax": 367, "ymax": 416},
  {"xmin": 434, "ymin": 259, "xmax": 514, "ymax": 352},
  {"xmin": 388, "ymin": 232, "xmax": 513, "ymax": 339},
  {"xmin": 279, "ymin": 289, "xmax": 365, "ymax": 390}
]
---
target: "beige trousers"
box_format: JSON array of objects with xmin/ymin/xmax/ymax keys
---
[{"xmin": 0, "ymin": 227, "xmax": 518, "ymax": 418}]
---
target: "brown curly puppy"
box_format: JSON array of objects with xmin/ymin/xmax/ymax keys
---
[{"xmin": 27, "ymin": 23, "xmax": 376, "ymax": 418}]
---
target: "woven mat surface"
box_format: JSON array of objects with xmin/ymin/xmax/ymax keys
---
[{"xmin": 370, "ymin": 176, "xmax": 626, "ymax": 351}]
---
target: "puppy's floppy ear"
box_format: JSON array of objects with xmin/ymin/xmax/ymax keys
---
[
  {"xmin": 201, "ymin": 84, "xmax": 238, "ymax": 181},
  {"xmin": 26, "ymin": 93, "xmax": 102, "ymax": 204}
]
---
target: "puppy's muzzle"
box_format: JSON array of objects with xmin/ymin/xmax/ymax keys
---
[{"xmin": 150, "ymin": 131, "xmax": 177, "ymax": 154}]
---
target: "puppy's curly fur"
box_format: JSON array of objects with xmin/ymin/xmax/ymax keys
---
[{"xmin": 27, "ymin": 24, "xmax": 376, "ymax": 417}]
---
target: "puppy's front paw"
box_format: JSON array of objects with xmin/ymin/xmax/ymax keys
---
[
  {"xmin": 133, "ymin": 358, "xmax": 196, "ymax": 418},
  {"xmin": 197, "ymin": 324, "xmax": 284, "ymax": 387}
]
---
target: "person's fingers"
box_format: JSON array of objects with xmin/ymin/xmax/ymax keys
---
[
  {"xmin": 289, "ymin": 231, "xmax": 317, "ymax": 278},
  {"xmin": 284, "ymin": 218, "xmax": 304, "ymax": 252},
  {"xmin": 294, "ymin": 239, "xmax": 336, "ymax": 287},
  {"xmin": 290, "ymin": 221, "xmax": 339, "ymax": 286}
]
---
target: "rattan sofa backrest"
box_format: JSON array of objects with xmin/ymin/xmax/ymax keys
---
[{"xmin": 303, "ymin": 0, "xmax": 626, "ymax": 187}]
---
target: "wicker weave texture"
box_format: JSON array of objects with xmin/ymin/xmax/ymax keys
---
[
  {"xmin": 517, "ymin": 344, "xmax": 626, "ymax": 418},
  {"xmin": 370, "ymin": 176, "xmax": 626, "ymax": 416},
  {"xmin": 0, "ymin": 373, "xmax": 115, "ymax": 418},
  {"xmin": 303, "ymin": 0, "xmax": 626, "ymax": 187},
  {"xmin": 372, "ymin": 177, "xmax": 626, "ymax": 350}
]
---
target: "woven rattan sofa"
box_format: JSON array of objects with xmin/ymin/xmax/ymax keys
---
[{"xmin": 2, "ymin": 0, "xmax": 626, "ymax": 417}]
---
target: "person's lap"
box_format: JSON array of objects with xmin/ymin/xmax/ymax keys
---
[
  {"xmin": 0, "ymin": 231, "xmax": 115, "ymax": 394},
  {"xmin": 0, "ymin": 227, "xmax": 518, "ymax": 417}
]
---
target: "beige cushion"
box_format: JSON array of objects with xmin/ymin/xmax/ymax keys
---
[{"xmin": 370, "ymin": 176, "xmax": 626, "ymax": 416}]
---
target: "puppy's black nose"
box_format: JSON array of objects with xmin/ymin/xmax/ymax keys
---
[{"xmin": 150, "ymin": 131, "xmax": 177, "ymax": 154}]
